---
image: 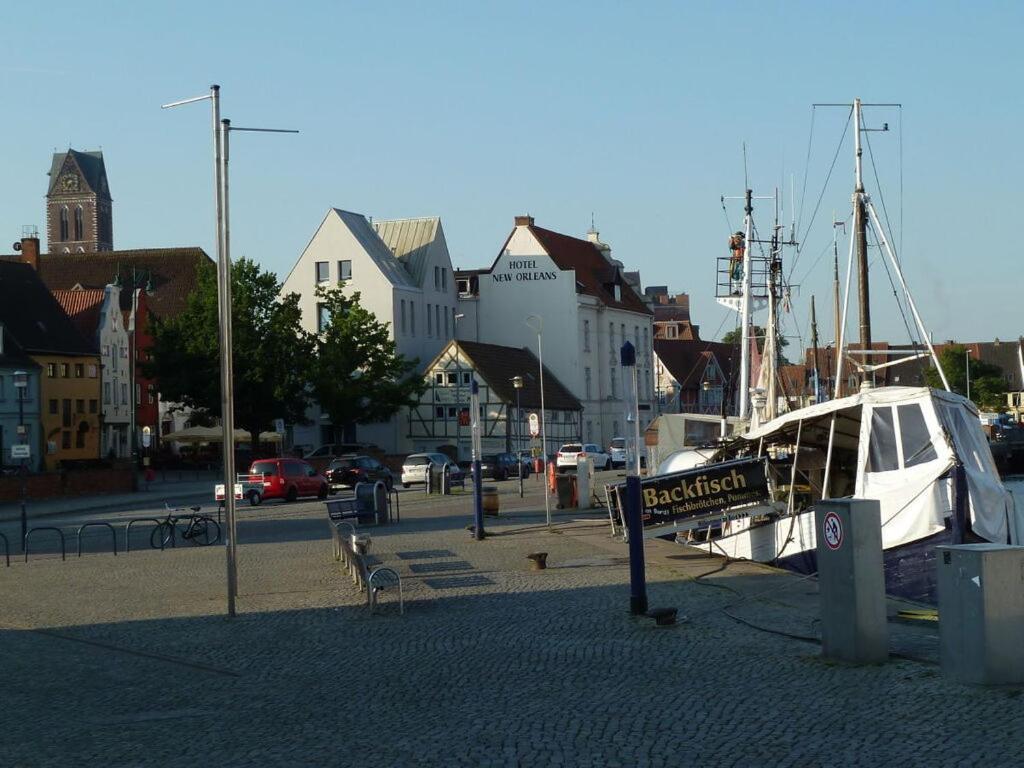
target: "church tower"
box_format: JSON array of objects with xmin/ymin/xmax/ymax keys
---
[{"xmin": 45, "ymin": 149, "xmax": 113, "ymax": 253}]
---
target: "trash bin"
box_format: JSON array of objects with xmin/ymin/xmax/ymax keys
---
[
  {"xmin": 482, "ymin": 486, "xmax": 499, "ymax": 516},
  {"xmin": 555, "ymin": 474, "xmax": 576, "ymax": 509}
]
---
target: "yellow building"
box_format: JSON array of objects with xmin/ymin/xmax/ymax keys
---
[
  {"xmin": 0, "ymin": 259, "xmax": 101, "ymax": 470},
  {"xmin": 34, "ymin": 355, "xmax": 102, "ymax": 469}
]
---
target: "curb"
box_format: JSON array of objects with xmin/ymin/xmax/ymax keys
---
[{"xmin": 0, "ymin": 489, "xmax": 213, "ymax": 524}]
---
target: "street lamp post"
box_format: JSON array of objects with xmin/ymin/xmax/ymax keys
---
[
  {"xmin": 620, "ymin": 342, "xmax": 648, "ymax": 615},
  {"xmin": 162, "ymin": 85, "xmax": 297, "ymax": 618},
  {"xmin": 525, "ymin": 315, "xmax": 550, "ymax": 527},
  {"xmin": 966, "ymin": 348, "xmax": 972, "ymax": 402},
  {"xmin": 13, "ymin": 370, "xmax": 28, "ymax": 550},
  {"xmin": 454, "ymin": 313, "xmax": 464, "ymax": 461},
  {"xmin": 512, "ymin": 375, "xmax": 524, "ymax": 498}
]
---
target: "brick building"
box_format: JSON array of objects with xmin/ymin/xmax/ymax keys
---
[{"xmin": 46, "ymin": 149, "xmax": 113, "ymax": 253}]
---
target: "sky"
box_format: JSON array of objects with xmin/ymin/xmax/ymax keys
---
[{"xmin": 2, "ymin": 1, "xmax": 1021, "ymax": 351}]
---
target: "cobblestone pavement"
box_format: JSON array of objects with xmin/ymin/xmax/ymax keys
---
[{"xmin": 1, "ymin": 475, "xmax": 1022, "ymax": 767}]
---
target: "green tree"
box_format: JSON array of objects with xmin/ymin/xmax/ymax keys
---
[
  {"xmin": 924, "ymin": 345, "xmax": 1007, "ymax": 410},
  {"xmin": 145, "ymin": 258, "xmax": 313, "ymax": 449},
  {"xmin": 307, "ymin": 285, "xmax": 427, "ymax": 430},
  {"xmin": 722, "ymin": 325, "xmax": 791, "ymax": 364}
]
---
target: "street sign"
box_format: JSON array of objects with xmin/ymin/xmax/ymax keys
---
[
  {"xmin": 273, "ymin": 418, "xmax": 285, "ymax": 434},
  {"xmin": 528, "ymin": 412, "xmax": 540, "ymax": 437},
  {"xmin": 822, "ymin": 511, "xmax": 844, "ymax": 550},
  {"xmin": 141, "ymin": 426, "xmax": 152, "ymax": 448},
  {"xmin": 11, "ymin": 444, "xmax": 30, "ymax": 459}
]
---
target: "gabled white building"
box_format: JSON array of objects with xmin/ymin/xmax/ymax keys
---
[
  {"xmin": 282, "ymin": 209, "xmax": 457, "ymax": 453},
  {"xmin": 455, "ymin": 216, "xmax": 654, "ymax": 451}
]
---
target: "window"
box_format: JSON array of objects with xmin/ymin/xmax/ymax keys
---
[
  {"xmin": 462, "ymin": 372, "xmax": 471, "ymax": 385},
  {"xmin": 62, "ymin": 399, "xmax": 71, "ymax": 427},
  {"xmin": 317, "ymin": 303, "xmax": 330, "ymax": 332},
  {"xmin": 435, "ymin": 406, "xmax": 445, "ymax": 418},
  {"xmin": 444, "ymin": 308, "xmax": 449, "ymax": 338},
  {"xmin": 897, "ymin": 404, "xmax": 938, "ymax": 468},
  {"xmin": 74, "ymin": 363, "xmax": 83, "ymax": 378},
  {"xmin": 76, "ymin": 399, "xmax": 84, "ymax": 413},
  {"xmin": 610, "ymin": 367, "xmax": 617, "ymax": 398},
  {"xmin": 584, "ymin": 320, "xmax": 590, "ymax": 351},
  {"xmin": 104, "ymin": 383, "xmax": 111, "ymax": 405},
  {"xmin": 62, "ymin": 431, "xmax": 71, "ymax": 449},
  {"xmin": 111, "ymin": 349, "xmax": 118, "ymax": 373},
  {"xmin": 434, "ymin": 266, "xmax": 440, "ymax": 290},
  {"xmin": 435, "ymin": 372, "xmax": 444, "ymax": 385},
  {"xmin": 410, "ymin": 301, "xmax": 415, "ymax": 336},
  {"xmin": 447, "ymin": 372, "xmax": 458, "ymax": 385},
  {"xmin": 315, "ymin": 261, "xmax": 329, "ymax": 282},
  {"xmin": 47, "ymin": 363, "xmax": 56, "ymax": 378},
  {"xmin": 338, "ymin": 260, "xmax": 352, "ymax": 281},
  {"xmin": 59, "ymin": 207, "xmax": 69, "ymax": 241},
  {"xmin": 89, "ymin": 399, "xmax": 98, "ymax": 414},
  {"xmin": 401, "ymin": 299, "xmax": 407, "ymax": 334},
  {"xmin": 585, "ymin": 367, "xmax": 592, "ymax": 399},
  {"xmin": 136, "ymin": 383, "xmax": 141, "ymax": 405},
  {"xmin": 635, "ymin": 325, "xmax": 640, "ymax": 351},
  {"xmin": 121, "ymin": 383, "xmax": 128, "ymax": 405},
  {"xmin": 435, "ymin": 305, "xmax": 441, "ymax": 337},
  {"xmin": 49, "ymin": 399, "xmax": 58, "ymax": 415},
  {"xmin": 441, "ymin": 268, "xmax": 447, "ymax": 291},
  {"xmin": 448, "ymin": 407, "xmax": 458, "ymax": 418},
  {"xmin": 621, "ymin": 324, "xmax": 627, "ymax": 351},
  {"xmin": 609, "ymin": 322, "xmax": 615, "ymax": 360},
  {"xmin": 75, "ymin": 430, "xmax": 85, "ymax": 449},
  {"xmin": 60, "ymin": 363, "xmax": 69, "ymax": 377},
  {"xmin": 866, "ymin": 407, "xmax": 899, "ymax": 472},
  {"xmin": 147, "ymin": 386, "xmax": 154, "ymax": 405},
  {"xmin": 427, "ymin": 304, "xmax": 433, "ymax": 336},
  {"xmin": 74, "ymin": 206, "xmax": 83, "ymax": 240},
  {"xmin": 642, "ymin": 327, "xmax": 649, "ymax": 357}
]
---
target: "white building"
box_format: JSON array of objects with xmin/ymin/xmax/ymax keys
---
[
  {"xmin": 282, "ymin": 209, "xmax": 457, "ymax": 453},
  {"xmin": 455, "ymin": 216, "xmax": 654, "ymax": 450}
]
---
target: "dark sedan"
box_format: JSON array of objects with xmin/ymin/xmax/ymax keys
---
[
  {"xmin": 325, "ymin": 455, "xmax": 394, "ymax": 492},
  {"xmin": 479, "ymin": 453, "xmax": 531, "ymax": 481}
]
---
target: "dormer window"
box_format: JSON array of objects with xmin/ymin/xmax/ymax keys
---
[{"xmin": 613, "ymin": 284, "xmax": 621, "ymax": 301}]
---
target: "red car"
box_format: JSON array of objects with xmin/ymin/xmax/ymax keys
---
[{"xmin": 248, "ymin": 458, "xmax": 328, "ymax": 502}]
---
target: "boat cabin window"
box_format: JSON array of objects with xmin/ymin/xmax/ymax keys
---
[
  {"xmin": 866, "ymin": 407, "xmax": 899, "ymax": 472},
  {"xmin": 897, "ymin": 404, "xmax": 938, "ymax": 467}
]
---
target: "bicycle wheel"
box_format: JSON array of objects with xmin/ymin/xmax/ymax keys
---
[
  {"xmin": 187, "ymin": 516, "xmax": 221, "ymax": 546},
  {"xmin": 150, "ymin": 522, "xmax": 173, "ymax": 549}
]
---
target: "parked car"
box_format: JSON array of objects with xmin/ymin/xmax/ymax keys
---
[
  {"xmin": 248, "ymin": 458, "xmax": 328, "ymax": 502},
  {"xmin": 556, "ymin": 443, "xmax": 611, "ymax": 472},
  {"xmin": 609, "ymin": 437, "xmax": 647, "ymax": 469},
  {"xmin": 401, "ymin": 452, "xmax": 463, "ymax": 488},
  {"xmin": 304, "ymin": 442, "xmax": 380, "ymax": 474},
  {"xmin": 325, "ymin": 454, "xmax": 394, "ymax": 492},
  {"xmin": 479, "ymin": 453, "xmax": 527, "ymax": 481}
]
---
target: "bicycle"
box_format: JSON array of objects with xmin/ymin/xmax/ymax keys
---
[{"xmin": 150, "ymin": 504, "xmax": 222, "ymax": 548}]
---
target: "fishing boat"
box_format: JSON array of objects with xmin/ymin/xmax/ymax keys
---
[{"xmin": 646, "ymin": 99, "xmax": 1021, "ymax": 603}]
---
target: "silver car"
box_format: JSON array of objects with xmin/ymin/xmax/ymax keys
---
[{"xmin": 401, "ymin": 452, "xmax": 460, "ymax": 487}]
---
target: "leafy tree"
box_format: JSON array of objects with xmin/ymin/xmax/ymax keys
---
[
  {"xmin": 307, "ymin": 284, "xmax": 427, "ymax": 430},
  {"xmin": 924, "ymin": 345, "xmax": 1007, "ymax": 410},
  {"xmin": 145, "ymin": 258, "xmax": 313, "ymax": 450},
  {"xmin": 722, "ymin": 325, "xmax": 791, "ymax": 365}
]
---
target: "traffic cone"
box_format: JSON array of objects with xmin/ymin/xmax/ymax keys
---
[{"xmin": 547, "ymin": 460, "xmax": 557, "ymax": 493}]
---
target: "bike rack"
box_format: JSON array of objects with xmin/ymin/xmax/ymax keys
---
[
  {"xmin": 0, "ymin": 531, "xmax": 9, "ymax": 567},
  {"xmin": 368, "ymin": 567, "xmax": 404, "ymax": 615},
  {"xmin": 76, "ymin": 522, "xmax": 117, "ymax": 557},
  {"xmin": 24, "ymin": 527, "xmax": 66, "ymax": 563},
  {"xmin": 388, "ymin": 489, "xmax": 401, "ymax": 523},
  {"xmin": 124, "ymin": 518, "xmax": 165, "ymax": 553}
]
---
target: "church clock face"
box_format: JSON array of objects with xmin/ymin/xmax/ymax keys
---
[{"xmin": 61, "ymin": 173, "xmax": 80, "ymax": 192}]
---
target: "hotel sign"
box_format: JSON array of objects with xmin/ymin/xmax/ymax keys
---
[
  {"xmin": 623, "ymin": 458, "xmax": 770, "ymax": 529},
  {"xmin": 492, "ymin": 258, "xmax": 558, "ymax": 284}
]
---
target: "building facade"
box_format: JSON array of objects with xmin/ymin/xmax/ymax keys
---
[
  {"xmin": 455, "ymin": 216, "xmax": 654, "ymax": 451},
  {"xmin": 282, "ymin": 209, "xmax": 457, "ymax": 453},
  {"xmin": 0, "ymin": 330, "xmax": 42, "ymax": 472},
  {"xmin": 408, "ymin": 340, "xmax": 582, "ymax": 459},
  {"xmin": 46, "ymin": 149, "xmax": 113, "ymax": 253}
]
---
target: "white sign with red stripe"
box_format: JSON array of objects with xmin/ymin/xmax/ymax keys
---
[{"xmin": 822, "ymin": 511, "xmax": 844, "ymax": 551}]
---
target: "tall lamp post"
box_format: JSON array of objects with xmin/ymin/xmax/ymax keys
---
[
  {"xmin": 512, "ymin": 375, "xmax": 524, "ymax": 498},
  {"xmin": 162, "ymin": 85, "xmax": 297, "ymax": 618},
  {"xmin": 966, "ymin": 348, "xmax": 972, "ymax": 402},
  {"xmin": 525, "ymin": 315, "xmax": 550, "ymax": 527},
  {"xmin": 454, "ymin": 313, "xmax": 464, "ymax": 461},
  {"xmin": 13, "ymin": 370, "xmax": 28, "ymax": 550}
]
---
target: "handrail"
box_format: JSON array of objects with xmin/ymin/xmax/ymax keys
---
[
  {"xmin": 0, "ymin": 531, "xmax": 8, "ymax": 567},
  {"xmin": 124, "ymin": 517, "xmax": 165, "ymax": 552},
  {"xmin": 76, "ymin": 522, "xmax": 118, "ymax": 557},
  {"xmin": 24, "ymin": 527, "xmax": 66, "ymax": 562},
  {"xmin": 388, "ymin": 489, "xmax": 400, "ymax": 523},
  {"xmin": 368, "ymin": 567, "xmax": 404, "ymax": 615}
]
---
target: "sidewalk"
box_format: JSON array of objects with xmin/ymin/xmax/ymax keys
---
[{"xmin": 0, "ymin": 474, "xmax": 215, "ymax": 523}]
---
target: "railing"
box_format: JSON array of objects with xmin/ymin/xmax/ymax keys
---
[
  {"xmin": 368, "ymin": 567, "xmax": 404, "ymax": 615},
  {"xmin": 24, "ymin": 527, "xmax": 66, "ymax": 562},
  {"xmin": 124, "ymin": 518, "xmax": 165, "ymax": 553},
  {"xmin": 76, "ymin": 522, "xmax": 118, "ymax": 557}
]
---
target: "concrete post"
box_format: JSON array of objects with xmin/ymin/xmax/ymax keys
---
[
  {"xmin": 937, "ymin": 544, "xmax": 1024, "ymax": 685},
  {"xmin": 814, "ymin": 499, "xmax": 888, "ymax": 664},
  {"xmin": 576, "ymin": 456, "xmax": 593, "ymax": 510}
]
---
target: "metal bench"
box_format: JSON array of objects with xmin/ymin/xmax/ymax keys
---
[{"xmin": 331, "ymin": 525, "xmax": 403, "ymax": 615}]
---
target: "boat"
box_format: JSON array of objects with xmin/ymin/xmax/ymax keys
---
[{"xmin": 641, "ymin": 99, "xmax": 1022, "ymax": 603}]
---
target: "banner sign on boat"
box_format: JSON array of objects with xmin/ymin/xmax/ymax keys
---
[{"xmin": 628, "ymin": 458, "xmax": 771, "ymax": 529}]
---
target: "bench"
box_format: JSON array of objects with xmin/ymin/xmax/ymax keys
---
[{"xmin": 330, "ymin": 523, "xmax": 404, "ymax": 615}]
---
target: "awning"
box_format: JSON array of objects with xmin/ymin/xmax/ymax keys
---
[{"xmin": 161, "ymin": 426, "xmax": 282, "ymax": 443}]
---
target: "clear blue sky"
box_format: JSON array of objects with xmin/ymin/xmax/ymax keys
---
[{"xmin": 3, "ymin": 1, "xmax": 1021, "ymax": 349}]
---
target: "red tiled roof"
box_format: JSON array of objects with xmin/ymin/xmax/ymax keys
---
[
  {"xmin": 654, "ymin": 339, "xmax": 737, "ymax": 390},
  {"xmin": 52, "ymin": 288, "xmax": 105, "ymax": 343}
]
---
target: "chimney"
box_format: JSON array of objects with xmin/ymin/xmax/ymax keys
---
[
  {"xmin": 514, "ymin": 215, "xmax": 534, "ymax": 227},
  {"xmin": 18, "ymin": 227, "xmax": 40, "ymax": 270}
]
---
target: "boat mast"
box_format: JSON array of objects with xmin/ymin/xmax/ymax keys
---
[
  {"xmin": 739, "ymin": 188, "xmax": 754, "ymax": 420},
  {"xmin": 811, "ymin": 295, "xmax": 821, "ymax": 402},
  {"xmin": 853, "ymin": 97, "xmax": 872, "ymax": 380},
  {"xmin": 832, "ymin": 215, "xmax": 843, "ymax": 397}
]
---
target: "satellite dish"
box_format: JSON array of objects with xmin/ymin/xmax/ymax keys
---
[{"xmin": 13, "ymin": 242, "xmax": 21, "ymax": 251}]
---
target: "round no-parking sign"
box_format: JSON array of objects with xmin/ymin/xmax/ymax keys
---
[{"xmin": 822, "ymin": 511, "xmax": 843, "ymax": 550}]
